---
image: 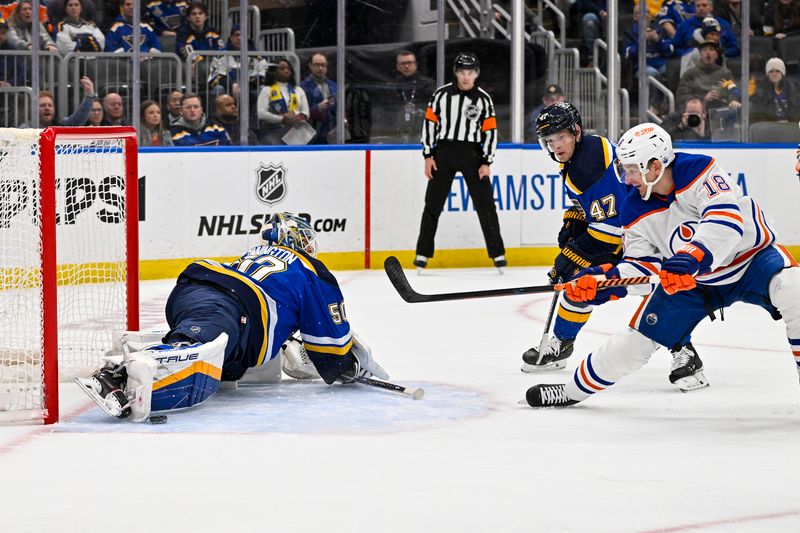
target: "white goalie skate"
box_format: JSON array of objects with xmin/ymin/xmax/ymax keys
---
[
  {"xmin": 669, "ymin": 343, "xmax": 709, "ymax": 392},
  {"xmin": 75, "ymin": 365, "xmax": 131, "ymax": 419}
]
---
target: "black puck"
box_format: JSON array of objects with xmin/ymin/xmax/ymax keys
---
[{"xmin": 149, "ymin": 415, "xmax": 168, "ymax": 424}]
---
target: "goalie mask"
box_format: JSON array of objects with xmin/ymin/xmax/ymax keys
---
[
  {"xmin": 261, "ymin": 212, "xmax": 318, "ymax": 257},
  {"xmin": 614, "ymin": 123, "xmax": 675, "ymax": 201}
]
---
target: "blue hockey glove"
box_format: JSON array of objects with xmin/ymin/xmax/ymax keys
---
[
  {"xmin": 563, "ymin": 264, "xmax": 628, "ymax": 306},
  {"xmin": 660, "ymin": 242, "xmax": 713, "ymax": 295}
]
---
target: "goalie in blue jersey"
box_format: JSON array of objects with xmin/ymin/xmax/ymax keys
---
[{"xmin": 76, "ymin": 212, "xmax": 388, "ymax": 421}]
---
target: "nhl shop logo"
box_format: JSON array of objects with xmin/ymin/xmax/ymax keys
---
[{"xmin": 255, "ymin": 163, "xmax": 287, "ymax": 205}]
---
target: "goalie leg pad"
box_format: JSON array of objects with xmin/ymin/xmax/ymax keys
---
[
  {"xmin": 148, "ymin": 333, "xmax": 228, "ymax": 412},
  {"xmin": 565, "ymin": 328, "xmax": 659, "ymax": 401}
]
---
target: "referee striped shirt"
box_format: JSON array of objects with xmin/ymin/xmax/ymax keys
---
[{"xmin": 421, "ymin": 82, "xmax": 498, "ymax": 164}]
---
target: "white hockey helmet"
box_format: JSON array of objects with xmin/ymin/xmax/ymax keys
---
[
  {"xmin": 261, "ymin": 212, "xmax": 318, "ymax": 257},
  {"xmin": 614, "ymin": 123, "xmax": 675, "ymax": 200}
]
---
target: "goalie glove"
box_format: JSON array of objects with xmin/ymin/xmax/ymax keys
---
[
  {"xmin": 557, "ymin": 206, "xmax": 589, "ymax": 249},
  {"xmin": 339, "ymin": 331, "xmax": 389, "ymax": 383},
  {"xmin": 660, "ymin": 242, "xmax": 713, "ymax": 295},
  {"xmin": 564, "ymin": 264, "xmax": 628, "ymax": 306}
]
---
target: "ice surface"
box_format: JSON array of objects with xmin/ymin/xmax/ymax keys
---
[{"xmin": 1, "ymin": 267, "xmax": 799, "ymax": 533}]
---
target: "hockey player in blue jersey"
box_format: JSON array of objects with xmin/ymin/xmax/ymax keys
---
[
  {"xmin": 523, "ymin": 102, "xmax": 707, "ymax": 391},
  {"xmin": 526, "ymin": 123, "xmax": 800, "ymax": 407},
  {"xmin": 77, "ymin": 212, "xmax": 388, "ymax": 421}
]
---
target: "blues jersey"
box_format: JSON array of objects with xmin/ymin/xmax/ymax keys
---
[
  {"xmin": 561, "ymin": 135, "xmax": 626, "ymax": 256},
  {"xmin": 618, "ymin": 152, "xmax": 780, "ymax": 287},
  {"xmin": 105, "ymin": 16, "xmax": 161, "ymax": 52},
  {"xmin": 177, "ymin": 245, "xmax": 352, "ymax": 373},
  {"xmin": 145, "ymin": 0, "xmax": 188, "ymax": 34},
  {"xmin": 170, "ymin": 117, "xmax": 231, "ymax": 146}
]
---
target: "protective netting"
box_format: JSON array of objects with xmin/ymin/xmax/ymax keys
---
[{"xmin": 0, "ymin": 129, "xmax": 130, "ymax": 422}]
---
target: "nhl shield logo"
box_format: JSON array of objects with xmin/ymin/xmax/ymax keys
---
[{"xmin": 255, "ymin": 163, "xmax": 287, "ymax": 205}]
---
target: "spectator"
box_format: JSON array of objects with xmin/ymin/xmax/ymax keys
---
[
  {"xmin": 623, "ymin": 7, "xmax": 676, "ymax": 79},
  {"xmin": 657, "ymin": 0, "xmax": 696, "ymax": 38},
  {"xmin": 6, "ymin": 0, "xmax": 58, "ymax": 51},
  {"xmin": 208, "ymin": 23, "xmax": 271, "ymax": 99},
  {"xmin": 54, "ymin": 0, "xmax": 105, "ymax": 55},
  {"xmin": 663, "ymin": 96, "xmax": 712, "ymax": 140},
  {"xmin": 572, "ymin": 0, "xmax": 607, "ymax": 63},
  {"xmin": 47, "ymin": 0, "xmax": 99, "ymax": 30},
  {"xmin": 211, "ymin": 93, "xmax": 257, "ymax": 145},
  {"xmin": 165, "ymin": 88, "xmax": 183, "ymax": 124},
  {"xmin": 86, "ymin": 97, "xmax": 103, "ymax": 125},
  {"xmin": 21, "ymin": 76, "xmax": 96, "ymax": 127},
  {"xmin": 101, "ymin": 91, "xmax": 126, "ymax": 125},
  {"xmin": 0, "ymin": 16, "xmax": 25, "ymax": 88},
  {"xmin": 257, "ymin": 58, "xmax": 309, "ymax": 145},
  {"xmin": 715, "ymin": 0, "xmax": 761, "ymax": 38},
  {"xmin": 526, "ymin": 84, "xmax": 566, "ymax": 141},
  {"xmin": 176, "ymin": 2, "xmax": 223, "ymax": 61},
  {"xmin": 763, "ymin": 0, "xmax": 800, "ymax": 39},
  {"xmin": 300, "ymin": 51, "xmax": 336, "ymax": 144},
  {"xmin": 104, "ymin": 0, "xmax": 160, "ymax": 52},
  {"xmin": 138, "ymin": 99, "xmax": 174, "ymax": 146},
  {"xmin": 676, "ymin": 39, "xmax": 741, "ymax": 110},
  {"xmin": 383, "ymin": 50, "xmax": 435, "ymax": 143},
  {"xmin": 751, "ymin": 57, "xmax": 800, "ymax": 122},
  {"xmin": 673, "ymin": 0, "xmax": 740, "ymax": 57},
  {"xmin": 144, "ymin": 0, "xmax": 188, "ymax": 36},
  {"xmin": 169, "ymin": 92, "xmax": 231, "ymax": 146},
  {"xmin": 680, "ymin": 16, "xmax": 725, "ymax": 76}
]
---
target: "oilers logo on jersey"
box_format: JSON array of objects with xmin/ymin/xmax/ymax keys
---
[{"xmin": 669, "ymin": 221, "xmax": 698, "ymax": 252}]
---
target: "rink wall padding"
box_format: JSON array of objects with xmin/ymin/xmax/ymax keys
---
[{"xmin": 137, "ymin": 143, "xmax": 800, "ymax": 280}]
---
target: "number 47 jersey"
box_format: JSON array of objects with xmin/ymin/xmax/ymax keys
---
[{"xmin": 179, "ymin": 244, "xmax": 353, "ymax": 372}]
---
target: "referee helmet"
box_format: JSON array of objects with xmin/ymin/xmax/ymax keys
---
[{"xmin": 453, "ymin": 52, "xmax": 480, "ymax": 72}]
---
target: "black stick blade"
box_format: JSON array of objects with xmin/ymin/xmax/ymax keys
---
[{"xmin": 383, "ymin": 256, "xmax": 424, "ymax": 302}]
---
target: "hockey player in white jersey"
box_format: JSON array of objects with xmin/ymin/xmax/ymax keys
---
[{"xmin": 526, "ymin": 123, "xmax": 800, "ymax": 408}]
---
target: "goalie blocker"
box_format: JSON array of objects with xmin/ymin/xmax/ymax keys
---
[{"xmin": 76, "ymin": 212, "xmax": 389, "ymax": 422}]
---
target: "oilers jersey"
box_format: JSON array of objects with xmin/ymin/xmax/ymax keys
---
[
  {"xmin": 561, "ymin": 135, "xmax": 627, "ymax": 256},
  {"xmin": 176, "ymin": 245, "xmax": 353, "ymax": 373},
  {"xmin": 618, "ymin": 152, "xmax": 784, "ymax": 286}
]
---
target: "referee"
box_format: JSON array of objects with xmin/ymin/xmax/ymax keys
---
[{"xmin": 414, "ymin": 52, "xmax": 506, "ymax": 271}]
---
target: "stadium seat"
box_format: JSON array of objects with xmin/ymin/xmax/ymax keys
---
[
  {"xmin": 779, "ymin": 35, "xmax": 800, "ymax": 66},
  {"xmin": 749, "ymin": 121, "xmax": 800, "ymax": 143}
]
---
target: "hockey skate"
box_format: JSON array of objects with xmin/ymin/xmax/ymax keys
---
[
  {"xmin": 75, "ymin": 365, "xmax": 131, "ymax": 419},
  {"xmin": 493, "ymin": 255, "xmax": 507, "ymax": 274},
  {"xmin": 413, "ymin": 255, "xmax": 428, "ymax": 271},
  {"xmin": 521, "ymin": 337, "xmax": 574, "ymax": 372},
  {"xmin": 525, "ymin": 383, "xmax": 578, "ymax": 408},
  {"xmin": 669, "ymin": 343, "xmax": 709, "ymax": 392}
]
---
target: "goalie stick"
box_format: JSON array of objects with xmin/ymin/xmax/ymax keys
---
[
  {"xmin": 383, "ymin": 256, "xmax": 658, "ymax": 303},
  {"xmin": 355, "ymin": 376, "xmax": 425, "ymax": 400}
]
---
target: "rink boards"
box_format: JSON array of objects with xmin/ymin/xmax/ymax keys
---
[{"xmin": 136, "ymin": 143, "xmax": 800, "ymax": 278}]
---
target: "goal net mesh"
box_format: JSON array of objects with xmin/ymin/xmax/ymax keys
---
[{"xmin": 0, "ymin": 128, "xmax": 130, "ymax": 421}]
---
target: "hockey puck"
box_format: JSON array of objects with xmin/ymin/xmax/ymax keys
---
[{"xmin": 149, "ymin": 415, "xmax": 168, "ymax": 424}]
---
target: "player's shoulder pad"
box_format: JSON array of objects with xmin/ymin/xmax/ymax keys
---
[
  {"xmin": 566, "ymin": 135, "xmax": 614, "ymax": 191},
  {"xmin": 304, "ymin": 254, "xmax": 340, "ymax": 288},
  {"xmin": 671, "ymin": 152, "xmax": 715, "ymax": 194},
  {"xmin": 620, "ymin": 187, "xmax": 666, "ymax": 228}
]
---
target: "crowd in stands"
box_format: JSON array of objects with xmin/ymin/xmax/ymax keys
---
[{"xmin": 2, "ymin": 0, "xmax": 800, "ymax": 144}]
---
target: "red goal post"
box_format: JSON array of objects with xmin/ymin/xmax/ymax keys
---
[{"xmin": 0, "ymin": 126, "xmax": 139, "ymax": 424}]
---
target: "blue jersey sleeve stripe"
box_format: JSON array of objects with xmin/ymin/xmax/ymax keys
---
[
  {"xmin": 303, "ymin": 338, "xmax": 354, "ymax": 355},
  {"xmin": 701, "ymin": 203, "xmax": 740, "ymax": 216},
  {"xmin": 700, "ymin": 219, "xmax": 744, "ymax": 236}
]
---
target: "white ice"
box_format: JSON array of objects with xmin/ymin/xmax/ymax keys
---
[{"xmin": 1, "ymin": 266, "xmax": 799, "ymax": 533}]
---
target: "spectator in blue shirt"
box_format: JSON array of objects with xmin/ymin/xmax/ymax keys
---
[
  {"xmin": 170, "ymin": 92, "xmax": 231, "ymax": 146},
  {"xmin": 673, "ymin": 0, "xmax": 740, "ymax": 57},
  {"xmin": 145, "ymin": 0, "xmax": 188, "ymax": 36},
  {"xmin": 105, "ymin": 0, "xmax": 161, "ymax": 52},
  {"xmin": 300, "ymin": 51, "xmax": 337, "ymax": 144}
]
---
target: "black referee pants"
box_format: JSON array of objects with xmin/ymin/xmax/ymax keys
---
[{"xmin": 415, "ymin": 141, "xmax": 505, "ymax": 259}]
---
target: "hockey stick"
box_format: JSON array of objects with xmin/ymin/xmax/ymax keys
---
[
  {"xmin": 355, "ymin": 376, "xmax": 425, "ymax": 400},
  {"xmin": 536, "ymin": 292, "xmax": 560, "ymax": 360},
  {"xmin": 383, "ymin": 256, "xmax": 658, "ymax": 303}
]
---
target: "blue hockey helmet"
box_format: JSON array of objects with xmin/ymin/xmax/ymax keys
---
[
  {"xmin": 261, "ymin": 212, "xmax": 318, "ymax": 257},
  {"xmin": 535, "ymin": 101, "xmax": 583, "ymax": 161}
]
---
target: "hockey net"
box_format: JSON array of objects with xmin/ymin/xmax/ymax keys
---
[{"xmin": 0, "ymin": 127, "xmax": 139, "ymax": 424}]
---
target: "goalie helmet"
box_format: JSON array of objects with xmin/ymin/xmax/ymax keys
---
[
  {"xmin": 614, "ymin": 122, "xmax": 675, "ymax": 201},
  {"xmin": 535, "ymin": 101, "xmax": 582, "ymax": 161},
  {"xmin": 261, "ymin": 212, "xmax": 318, "ymax": 257}
]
